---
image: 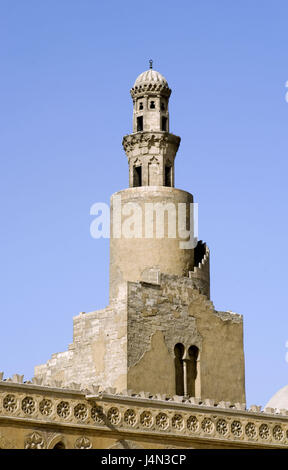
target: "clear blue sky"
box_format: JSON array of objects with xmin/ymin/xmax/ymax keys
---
[{"xmin": 0, "ymin": 0, "xmax": 287, "ymax": 407}]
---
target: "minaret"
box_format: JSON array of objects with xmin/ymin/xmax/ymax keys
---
[
  {"xmin": 125, "ymin": 60, "xmax": 180, "ymax": 187},
  {"xmin": 109, "ymin": 64, "xmax": 196, "ymax": 300},
  {"xmin": 35, "ymin": 66, "xmax": 245, "ymax": 405}
]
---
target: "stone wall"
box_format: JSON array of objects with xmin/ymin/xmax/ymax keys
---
[
  {"xmin": 127, "ymin": 274, "xmax": 245, "ymax": 403},
  {"xmin": 34, "ymin": 283, "xmax": 128, "ymax": 392},
  {"xmin": 35, "ymin": 271, "xmax": 245, "ymax": 404}
]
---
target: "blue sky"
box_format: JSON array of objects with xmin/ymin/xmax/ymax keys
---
[{"xmin": 0, "ymin": 0, "xmax": 287, "ymax": 407}]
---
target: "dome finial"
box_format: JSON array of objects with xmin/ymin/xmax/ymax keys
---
[{"xmin": 149, "ymin": 59, "xmax": 153, "ymax": 69}]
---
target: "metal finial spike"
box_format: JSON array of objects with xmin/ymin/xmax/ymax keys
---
[{"xmin": 149, "ymin": 59, "xmax": 153, "ymax": 69}]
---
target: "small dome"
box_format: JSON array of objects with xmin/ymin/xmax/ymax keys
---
[
  {"xmin": 265, "ymin": 384, "xmax": 288, "ymax": 410},
  {"xmin": 133, "ymin": 69, "xmax": 168, "ymax": 88}
]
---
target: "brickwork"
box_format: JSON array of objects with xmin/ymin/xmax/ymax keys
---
[{"xmin": 35, "ymin": 287, "xmax": 128, "ymax": 391}]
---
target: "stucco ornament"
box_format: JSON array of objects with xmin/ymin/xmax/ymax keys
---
[
  {"xmin": 74, "ymin": 436, "xmax": 92, "ymax": 449},
  {"xmin": 24, "ymin": 432, "xmax": 46, "ymax": 449}
]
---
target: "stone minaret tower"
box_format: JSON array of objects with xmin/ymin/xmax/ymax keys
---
[
  {"xmin": 110, "ymin": 66, "xmax": 196, "ymax": 300},
  {"xmin": 35, "ymin": 66, "xmax": 246, "ymax": 405},
  {"xmin": 127, "ymin": 64, "xmax": 178, "ymax": 187}
]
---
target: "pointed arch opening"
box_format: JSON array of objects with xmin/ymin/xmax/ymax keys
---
[
  {"xmin": 174, "ymin": 343, "xmax": 185, "ymax": 395},
  {"xmin": 187, "ymin": 345, "xmax": 199, "ymax": 397},
  {"xmin": 165, "ymin": 165, "xmax": 172, "ymax": 187},
  {"xmin": 174, "ymin": 343, "xmax": 199, "ymax": 397},
  {"xmin": 133, "ymin": 165, "xmax": 142, "ymax": 187}
]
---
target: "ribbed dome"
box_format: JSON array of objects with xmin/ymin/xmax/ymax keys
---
[
  {"xmin": 133, "ymin": 69, "xmax": 168, "ymax": 88},
  {"xmin": 266, "ymin": 384, "xmax": 288, "ymax": 410}
]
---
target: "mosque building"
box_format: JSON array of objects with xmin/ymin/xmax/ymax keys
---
[{"xmin": 0, "ymin": 65, "xmax": 287, "ymax": 449}]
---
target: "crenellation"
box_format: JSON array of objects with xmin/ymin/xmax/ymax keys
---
[
  {"xmin": 12, "ymin": 374, "xmax": 24, "ymax": 384},
  {"xmin": 234, "ymin": 403, "xmax": 247, "ymax": 411},
  {"xmin": 249, "ymin": 405, "xmax": 262, "ymax": 413}
]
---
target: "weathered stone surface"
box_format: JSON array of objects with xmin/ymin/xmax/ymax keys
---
[
  {"xmin": 12, "ymin": 374, "xmax": 24, "ymax": 384},
  {"xmin": 34, "ymin": 269, "xmax": 245, "ymax": 404},
  {"xmin": 234, "ymin": 403, "xmax": 246, "ymax": 411},
  {"xmin": 34, "ymin": 293, "xmax": 128, "ymax": 392},
  {"xmin": 264, "ymin": 407, "xmax": 276, "ymax": 414},
  {"xmin": 31, "ymin": 377, "xmax": 43, "ymax": 386},
  {"xmin": 249, "ymin": 405, "xmax": 262, "ymax": 413},
  {"xmin": 126, "ymin": 274, "xmax": 245, "ymax": 403}
]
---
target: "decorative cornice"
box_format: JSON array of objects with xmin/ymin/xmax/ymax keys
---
[
  {"xmin": 0, "ymin": 380, "xmax": 288, "ymax": 448},
  {"xmin": 130, "ymin": 82, "xmax": 171, "ymax": 99},
  {"xmin": 122, "ymin": 132, "xmax": 180, "ymax": 156}
]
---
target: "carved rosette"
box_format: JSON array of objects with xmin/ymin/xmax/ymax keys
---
[
  {"xmin": 22, "ymin": 396, "xmax": 36, "ymax": 415},
  {"xmin": 231, "ymin": 420, "xmax": 242, "ymax": 437},
  {"xmin": 245, "ymin": 422, "xmax": 257, "ymax": 439},
  {"xmin": 187, "ymin": 415, "xmax": 199, "ymax": 433},
  {"xmin": 216, "ymin": 419, "xmax": 228, "ymax": 436},
  {"xmin": 124, "ymin": 409, "xmax": 137, "ymax": 427},
  {"xmin": 91, "ymin": 405, "xmax": 105, "ymax": 424},
  {"xmin": 74, "ymin": 403, "xmax": 88, "ymax": 421},
  {"xmin": 273, "ymin": 425, "xmax": 284, "ymax": 441},
  {"xmin": 172, "ymin": 414, "xmax": 184, "ymax": 431},
  {"xmin": 140, "ymin": 411, "xmax": 153, "ymax": 428},
  {"xmin": 156, "ymin": 412, "xmax": 169, "ymax": 430},
  {"xmin": 3, "ymin": 394, "xmax": 17, "ymax": 413},
  {"xmin": 56, "ymin": 401, "xmax": 70, "ymax": 419},
  {"xmin": 201, "ymin": 417, "xmax": 214, "ymax": 434},
  {"xmin": 259, "ymin": 424, "xmax": 270, "ymax": 440},
  {"xmin": 39, "ymin": 399, "xmax": 53, "ymax": 416},
  {"xmin": 107, "ymin": 407, "xmax": 121, "ymax": 425}
]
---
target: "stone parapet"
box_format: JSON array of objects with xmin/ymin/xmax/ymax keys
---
[{"xmin": 0, "ymin": 379, "xmax": 287, "ymax": 449}]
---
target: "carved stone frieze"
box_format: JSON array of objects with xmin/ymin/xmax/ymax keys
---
[
  {"xmin": 130, "ymin": 82, "xmax": 171, "ymax": 99},
  {"xmin": 122, "ymin": 132, "xmax": 180, "ymax": 156},
  {"xmin": 0, "ymin": 383, "xmax": 287, "ymax": 448}
]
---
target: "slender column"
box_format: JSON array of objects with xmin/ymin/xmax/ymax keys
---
[{"xmin": 183, "ymin": 359, "xmax": 188, "ymax": 397}]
